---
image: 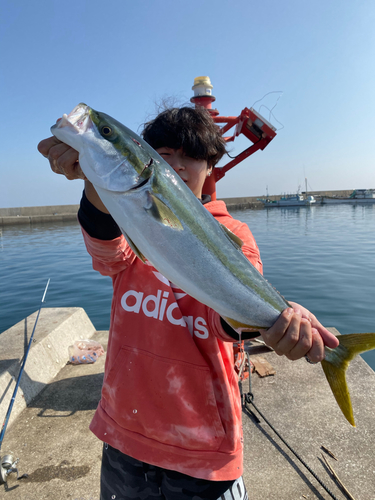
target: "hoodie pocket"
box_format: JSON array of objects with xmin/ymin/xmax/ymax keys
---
[{"xmin": 102, "ymin": 346, "xmax": 225, "ymax": 451}]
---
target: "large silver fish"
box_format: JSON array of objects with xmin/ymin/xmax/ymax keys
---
[{"xmin": 51, "ymin": 103, "xmax": 375, "ymax": 426}]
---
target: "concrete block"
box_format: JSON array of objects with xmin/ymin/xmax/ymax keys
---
[{"xmin": 0, "ymin": 307, "xmax": 96, "ymax": 430}]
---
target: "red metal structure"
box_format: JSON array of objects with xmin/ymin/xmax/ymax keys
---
[{"xmin": 190, "ymin": 77, "xmax": 277, "ymax": 200}]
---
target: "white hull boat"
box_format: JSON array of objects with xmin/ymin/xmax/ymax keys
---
[
  {"xmin": 321, "ymin": 189, "xmax": 375, "ymax": 205},
  {"xmin": 259, "ymin": 194, "xmax": 316, "ymax": 208}
]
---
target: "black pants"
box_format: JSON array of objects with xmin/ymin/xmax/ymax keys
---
[{"xmin": 100, "ymin": 444, "xmax": 249, "ymax": 500}]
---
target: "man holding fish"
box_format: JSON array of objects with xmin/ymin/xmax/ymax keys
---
[{"xmin": 38, "ymin": 105, "xmax": 340, "ymax": 500}]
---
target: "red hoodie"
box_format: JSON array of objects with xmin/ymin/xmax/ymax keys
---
[{"xmin": 85, "ymin": 200, "xmax": 262, "ymax": 481}]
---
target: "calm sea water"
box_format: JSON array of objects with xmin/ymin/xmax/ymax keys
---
[{"xmin": 1, "ymin": 203, "xmax": 374, "ymax": 369}]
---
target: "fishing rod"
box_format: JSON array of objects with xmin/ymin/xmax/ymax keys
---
[{"xmin": 0, "ymin": 279, "xmax": 50, "ymax": 485}]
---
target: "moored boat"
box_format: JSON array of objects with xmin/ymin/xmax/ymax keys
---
[
  {"xmin": 258, "ymin": 178, "xmax": 316, "ymax": 207},
  {"xmin": 321, "ymin": 189, "xmax": 375, "ymax": 204},
  {"xmin": 258, "ymin": 193, "xmax": 316, "ymax": 208}
]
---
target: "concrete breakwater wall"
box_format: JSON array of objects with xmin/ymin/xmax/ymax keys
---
[
  {"xmin": 222, "ymin": 189, "xmax": 353, "ymax": 210},
  {"xmin": 0, "ymin": 190, "xmax": 354, "ymax": 225},
  {"xmin": 0, "ymin": 204, "xmax": 80, "ymax": 226}
]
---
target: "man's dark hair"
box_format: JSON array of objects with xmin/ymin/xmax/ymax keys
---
[{"xmin": 142, "ymin": 106, "xmax": 227, "ymax": 167}]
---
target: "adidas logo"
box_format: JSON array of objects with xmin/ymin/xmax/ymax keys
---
[{"xmin": 121, "ymin": 289, "xmax": 209, "ymax": 339}]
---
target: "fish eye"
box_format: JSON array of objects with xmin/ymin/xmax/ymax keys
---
[{"xmin": 101, "ymin": 126, "xmax": 112, "ymax": 136}]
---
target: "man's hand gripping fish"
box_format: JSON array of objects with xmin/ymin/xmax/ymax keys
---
[{"xmin": 51, "ymin": 103, "xmax": 375, "ymax": 427}]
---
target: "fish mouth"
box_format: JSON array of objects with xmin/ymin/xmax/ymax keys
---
[{"xmin": 53, "ymin": 103, "xmax": 92, "ymax": 134}]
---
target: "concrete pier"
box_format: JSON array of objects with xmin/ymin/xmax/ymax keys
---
[
  {"xmin": 0, "ymin": 308, "xmax": 96, "ymax": 431},
  {"xmin": 1, "ymin": 310, "xmax": 375, "ymax": 499}
]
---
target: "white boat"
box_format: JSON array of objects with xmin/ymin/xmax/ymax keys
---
[
  {"xmin": 259, "ymin": 193, "xmax": 316, "ymax": 207},
  {"xmin": 258, "ymin": 179, "xmax": 316, "ymax": 208},
  {"xmin": 321, "ymin": 189, "xmax": 375, "ymax": 205}
]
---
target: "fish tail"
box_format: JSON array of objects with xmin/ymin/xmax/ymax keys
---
[{"xmin": 321, "ymin": 333, "xmax": 375, "ymax": 427}]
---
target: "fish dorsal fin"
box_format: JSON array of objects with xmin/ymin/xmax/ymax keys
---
[
  {"xmin": 321, "ymin": 332, "xmax": 375, "ymax": 427},
  {"xmin": 147, "ymin": 194, "xmax": 183, "ymax": 230},
  {"xmin": 121, "ymin": 228, "xmax": 147, "ymax": 263},
  {"xmin": 219, "ymin": 223, "xmax": 243, "ymax": 249}
]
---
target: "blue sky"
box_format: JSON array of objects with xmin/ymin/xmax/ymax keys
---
[{"xmin": 1, "ymin": 0, "xmax": 374, "ymax": 207}]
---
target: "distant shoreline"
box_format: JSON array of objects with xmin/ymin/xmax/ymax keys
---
[{"xmin": 0, "ymin": 189, "xmax": 354, "ymax": 226}]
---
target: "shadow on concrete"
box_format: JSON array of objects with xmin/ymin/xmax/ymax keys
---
[
  {"xmin": 27, "ymin": 372, "xmax": 104, "ymax": 417},
  {"xmin": 0, "ymin": 359, "xmax": 19, "ymax": 375},
  {"xmin": 0, "ymin": 364, "xmax": 46, "ymax": 408},
  {"xmin": 3, "ymin": 481, "xmax": 20, "ymax": 493},
  {"xmin": 0, "ymin": 364, "xmax": 17, "ymax": 406},
  {"xmin": 242, "ymin": 406, "xmax": 328, "ymax": 500}
]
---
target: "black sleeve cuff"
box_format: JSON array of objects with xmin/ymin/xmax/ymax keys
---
[
  {"xmin": 220, "ymin": 317, "xmax": 261, "ymax": 340},
  {"xmin": 78, "ymin": 190, "xmax": 122, "ymax": 240}
]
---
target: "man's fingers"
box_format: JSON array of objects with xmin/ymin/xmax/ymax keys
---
[
  {"xmin": 261, "ymin": 301, "xmax": 331, "ymax": 362},
  {"xmin": 46, "ymin": 143, "xmax": 85, "ymax": 180},
  {"xmin": 37, "ymin": 136, "xmax": 63, "ymax": 158},
  {"xmin": 312, "ymin": 323, "xmax": 339, "ymax": 349},
  {"xmin": 305, "ymin": 329, "xmax": 325, "ymax": 363},
  {"xmin": 38, "ymin": 135, "xmax": 86, "ymax": 181},
  {"xmin": 48, "ymin": 144, "xmax": 84, "ymax": 179},
  {"xmin": 286, "ymin": 318, "xmax": 313, "ymax": 360},
  {"xmin": 49, "ymin": 143, "xmax": 76, "ymax": 161},
  {"xmin": 288, "ymin": 301, "xmax": 339, "ymax": 349},
  {"xmin": 272, "ymin": 310, "xmax": 309, "ymax": 359},
  {"xmin": 262, "ymin": 308, "xmax": 293, "ymax": 351},
  {"xmin": 273, "ymin": 311, "xmax": 299, "ymax": 355}
]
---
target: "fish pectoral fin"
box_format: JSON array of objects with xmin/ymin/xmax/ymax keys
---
[
  {"xmin": 321, "ymin": 332, "xmax": 375, "ymax": 427},
  {"xmin": 120, "ymin": 228, "xmax": 147, "ymax": 263},
  {"xmin": 147, "ymin": 194, "xmax": 183, "ymax": 230},
  {"xmin": 219, "ymin": 223, "xmax": 243, "ymax": 249},
  {"xmin": 321, "ymin": 358, "xmax": 355, "ymax": 427}
]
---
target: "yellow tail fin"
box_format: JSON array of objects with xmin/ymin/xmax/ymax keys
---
[{"xmin": 321, "ymin": 333, "xmax": 375, "ymax": 427}]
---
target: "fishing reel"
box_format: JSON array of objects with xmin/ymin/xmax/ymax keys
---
[{"xmin": 0, "ymin": 454, "xmax": 27, "ymax": 485}]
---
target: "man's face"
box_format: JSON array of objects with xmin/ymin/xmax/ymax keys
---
[{"xmin": 155, "ymin": 147, "xmax": 211, "ymax": 199}]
